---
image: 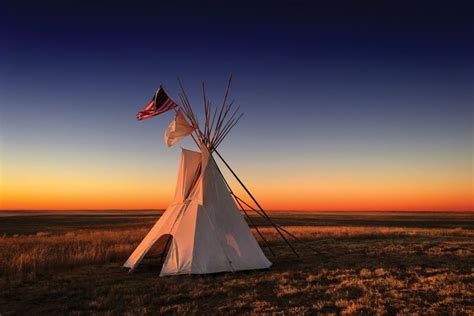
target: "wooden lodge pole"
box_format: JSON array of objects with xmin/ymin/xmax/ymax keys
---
[
  {"xmin": 174, "ymin": 77, "xmax": 300, "ymax": 258},
  {"xmin": 211, "ymin": 156, "xmax": 276, "ymax": 257},
  {"xmin": 213, "ymin": 149, "xmax": 300, "ymax": 257},
  {"xmin": 233, "ymin": 195, "xmax": 321, "ymax": 255},
  {"xmin": 236, "ymin": 197, "xmax": 276, "ymax": 257}
]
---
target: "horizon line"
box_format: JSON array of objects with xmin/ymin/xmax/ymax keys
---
[{"xmin": 0, "ymin": 209, "xmax": 472, "ymax": 213}]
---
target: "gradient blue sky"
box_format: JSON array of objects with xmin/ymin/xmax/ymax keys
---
[{"xmin": 1, "ymin": 1, "xmax": 472, "ymax": 210}]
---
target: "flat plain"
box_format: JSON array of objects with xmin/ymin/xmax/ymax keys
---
[{"xmin": 0, "ymin": 211, "xmax": 473, "ymax": 315}]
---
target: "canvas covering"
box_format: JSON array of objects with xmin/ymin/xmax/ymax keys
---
[{"xmin": 123, "ymin": 147, "xmax": 271, "ymax": 276}]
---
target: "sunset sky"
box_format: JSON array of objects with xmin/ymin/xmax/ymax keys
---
[{"xmin": 1, "ymin": 2, "xmax": 472, "ymax": 211}]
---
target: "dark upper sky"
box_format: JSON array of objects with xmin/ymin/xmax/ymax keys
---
[{"xmin": 3, "ymin": 1, "xmax": 472, "ymax": 65}]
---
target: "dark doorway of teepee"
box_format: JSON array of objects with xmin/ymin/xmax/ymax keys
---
[{"xmin": 139, "ymin": 234, "xmax": 173, "ymax": 273}]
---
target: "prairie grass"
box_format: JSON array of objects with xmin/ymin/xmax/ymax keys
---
[
  {"xmin": 0, "ymin": 212, "xmax": 473, "ymax": 314},
  {"xmin": 258, "ymin": 225, "xmax": 474, "ymax": 239},
  {"xmin": 0, "ymin": 229, "xmax": 148, "ymax": 277},
  {"xmin": 1, "ymin": 225, "xmax": 472, "ymax": 278}
]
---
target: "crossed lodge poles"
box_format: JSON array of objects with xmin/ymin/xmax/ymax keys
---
[{"xmin": 167, "ymin": 76, "xmax": 319, "ymax": 258}]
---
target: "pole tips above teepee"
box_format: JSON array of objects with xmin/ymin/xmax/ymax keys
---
[{"xmin": 175, "ymin": 75, "xmax": 243, "ymax": 151}]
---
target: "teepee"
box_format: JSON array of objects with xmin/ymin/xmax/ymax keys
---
[
  {"xmin": 124, "ymin": 146, "xmax": 271, "ymax": 275},
  {"xmin": 126, "ymin": 76, "xmax": 310, "ymax": 276}
]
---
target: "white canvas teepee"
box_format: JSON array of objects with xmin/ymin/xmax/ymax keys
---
[{"xmin": 124, "ymin": 146, "xmax": 272, "ymax": 276}]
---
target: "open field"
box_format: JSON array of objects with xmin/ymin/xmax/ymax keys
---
[{"xmin": 1, "ymin": 211, "xmax": 473, "ymax": 314}]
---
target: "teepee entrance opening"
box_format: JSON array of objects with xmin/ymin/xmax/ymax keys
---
[
  {"xmin": 139, "ymin": 234, "xmax": 173, "ymax": 271},
  {"xmin": 146, "ymin": 234, "xmax": 173, "ymax": 259}
]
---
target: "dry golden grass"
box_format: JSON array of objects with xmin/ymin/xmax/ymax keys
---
[
  {"xmin": 2, "ymin": 225, "xmax": 472, "ymax": 278},
  {"xmin": 0, "ymin": 212, "xmax": 473, "ymax": 315},
  {"xmin": 259, "ymin": 225, "xmax": 474, "ymax": 238},
  {"xmin": 0, "ymin": 229, "xmax": 147, "ymax": 277}
]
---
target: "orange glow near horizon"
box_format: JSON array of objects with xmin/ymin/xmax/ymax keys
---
[
  {"xmin": 1, "ymin": 159, "xmax": 472, "ymax": 211},
  {"xmin": 1, "ymin": 188, "xmax": 472, "ymax": 212},
  {"xmin": 1, "ymin": 136, "xmax": 472, "ymax": 212}
]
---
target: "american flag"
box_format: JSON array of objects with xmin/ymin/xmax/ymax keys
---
[{"xmin": 136, "ymin": 86, "xmax": 178, "ymax": 120}]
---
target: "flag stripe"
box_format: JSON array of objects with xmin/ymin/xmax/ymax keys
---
[{"xmin": 137, "ymin": 86, "xmax": 177, "ymax": 120}]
